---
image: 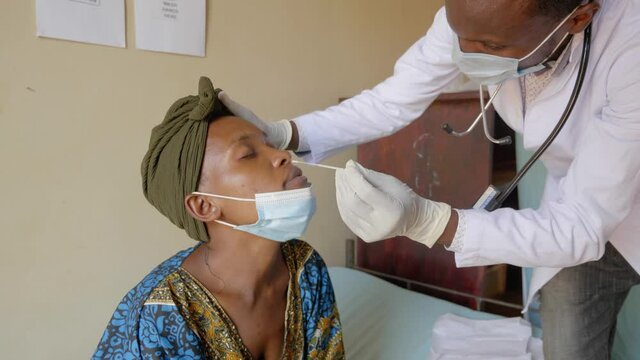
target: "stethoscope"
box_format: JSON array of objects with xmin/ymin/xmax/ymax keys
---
[{"xmin": 441, "ymin": 24, "xmax": 592, "ymax": 211}]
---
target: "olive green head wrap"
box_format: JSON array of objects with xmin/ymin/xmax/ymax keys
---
[{"xmin": 141, "ymin": 76, "xmax": 232, "ymax": 241}]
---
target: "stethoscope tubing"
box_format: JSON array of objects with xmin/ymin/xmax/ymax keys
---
[{"xmin": 486, "ymin": 24, "xmax": 593, "ymax": 211}]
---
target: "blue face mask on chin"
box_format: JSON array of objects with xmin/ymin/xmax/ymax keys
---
[
  {"xmin": 192, "ymin": 187, "xmax": 316, "ymax": 242},
  {"xmin": 452, "ymin": 7, "xmax": 578, "ymax": 85}
]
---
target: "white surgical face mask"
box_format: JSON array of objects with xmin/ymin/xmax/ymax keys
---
[
  {"xmin": 192, "ymin": 187, "xmax": 316, "ymax": 242},
  {"xmin": 452, "ymin": 8, "xmax": 578, "ymax": 85}
]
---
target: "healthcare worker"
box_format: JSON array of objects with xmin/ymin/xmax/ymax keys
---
[{"xmin": 219, "ymin": 0, "xmax": 640, "ymax": 358}]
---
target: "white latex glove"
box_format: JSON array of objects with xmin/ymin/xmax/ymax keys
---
[
  {"xmin": 335, "ymin": 160, "xmax": 452, "ymax": 247},
  {"xmin": 218, "ymin": 91, "xmax": 293, "ymax": 150}
]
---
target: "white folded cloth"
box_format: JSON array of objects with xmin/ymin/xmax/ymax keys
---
[
  {"xmin": 428, "ymin": 349, "xmax": 532, "ymax": 360},
  {"xmin": 428, "ymin": 314, "xmax": 543, "ymax": 360}
]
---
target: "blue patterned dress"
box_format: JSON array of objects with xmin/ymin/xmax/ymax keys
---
[{"xmin": 92, "ymin": 240, "xmax": 343, "ymax": 359}]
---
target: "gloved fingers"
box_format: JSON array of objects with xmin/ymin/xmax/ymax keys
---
[
  {"xmin": 350, "ymin": 160, "xmax": 383, "ymax": 181},
  {"xmin": 349, "ymin": 160, "xmax": 402, "ymax": 189},
  {"xmin": 266, "ymin": 120, "xmax": 293, "ymax": 150},
  {"xmin": 335, "ymin": 168, "xmax": 377, "ymax": 214},
  {"xmin": 342, "ymin": 161, "xmax": 394, "ymax": 209},
  {"xmin": 217, "ymin": 91, "xmax": 242, "ymax": 111},
  {"xmin": 348, "ymin": 160, "xmax": 419, "ymax": 209},
  {"xmin": 217, "ymin": 91, "xmax": 265, "ymax": 130},
  {"xmin": 337, "ymin": 200, "xmax": 378, "ymax": 241},
  {"xmin": 344, "ymin": 190, "xmax": 378, "ymax": 221},
  {"xmin": 336, "ymin": 170, "xmax": 392, "ymax": 242},
  {"xmin": 337, "ymin": 167, "xmax": 403, "ymax": 242}
]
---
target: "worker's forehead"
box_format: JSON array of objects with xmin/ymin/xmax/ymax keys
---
[{"xmin": 445, "ymin": 0, "xmax": 547, "ymax": 44}]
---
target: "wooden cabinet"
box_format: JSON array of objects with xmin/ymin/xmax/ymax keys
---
[{"xmin": 356, "ymin": 91, "xmax": 520, "ymax": 313}]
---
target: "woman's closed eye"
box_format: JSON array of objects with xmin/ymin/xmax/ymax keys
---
[
  {"xmin": 230, "ymin": 135, "xmax": 267, "ymax": 160},
  {"xmin": 240, "ymin": 150, "xmax": 256, "ymax": 160}
]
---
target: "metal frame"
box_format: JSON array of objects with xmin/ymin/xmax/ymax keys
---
[{"xmin": 345, "ymin": 239, "xmax": 523, "ymax": 312}]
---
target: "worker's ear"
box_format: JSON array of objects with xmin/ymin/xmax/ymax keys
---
[
  {"xmin": 185, "ymin": 194, "xmax": 222, "ymax": 222},
  {"xmin": 567, "ymin": 2, "xmax": 600, "ymax": 34}
]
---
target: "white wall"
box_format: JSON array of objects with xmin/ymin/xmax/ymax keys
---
[{"xmin": 0, "ymin": 0, "xmax": 443, "ymax": 358}]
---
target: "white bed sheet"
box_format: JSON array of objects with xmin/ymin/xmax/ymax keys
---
[{"xmin": 329, "ymin": 267, "xmax": 502, "ymax": 360}]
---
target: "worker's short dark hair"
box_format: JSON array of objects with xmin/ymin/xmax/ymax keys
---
[{"xmin": 533, "ymin": 0, "xmax": 585, "ymax": 19}]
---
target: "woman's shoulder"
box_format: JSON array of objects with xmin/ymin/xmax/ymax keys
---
[
  {"xmin": 283, "ymin": 240, "xmax": 334, "ymax": 292},
  {"xmin": 131, "ymin": 246, "xmax": 198, "ymax": 305},
  {"xmin": 92, "ymin": 246, "xmax": 199, "ymax": 358},
  {"xmin": 283, "ymin": 239, "xmax": 327, "ymax": 270}
]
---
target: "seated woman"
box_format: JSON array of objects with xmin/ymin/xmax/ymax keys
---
[{"xmin": 93, "ymin": 77, "xmax": 344, "ymax": 359}]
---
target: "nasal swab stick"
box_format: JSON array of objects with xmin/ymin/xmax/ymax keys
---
[{"xmin": 292, "ymin": 160, "xmax": 342, "ymax": 171}]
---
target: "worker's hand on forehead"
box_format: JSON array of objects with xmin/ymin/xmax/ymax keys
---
[
  {"xmin": 335, "ymin": 160, "xmax": 451, "ymax": 247},
  {"xmin": 218, "ymin": 91, "xmax": 292, "ymax": 150}
]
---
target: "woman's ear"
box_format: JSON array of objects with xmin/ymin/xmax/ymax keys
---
[
  {"xmin": 568, "ymin": 2, "xmax": 600, "ymax": 34},
  {"xmin": 184, "ymin": 194, "xmax": 222, "ymax": 223}
]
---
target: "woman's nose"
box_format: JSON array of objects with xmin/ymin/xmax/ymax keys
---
[{"xmin": 271, "ymin": 148, "xmax": 291, "ymax": 168}]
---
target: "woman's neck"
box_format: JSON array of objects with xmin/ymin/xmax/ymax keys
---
[{"xmin": 196, "ymin": 223, "xmax": 289, "ymax": 302}]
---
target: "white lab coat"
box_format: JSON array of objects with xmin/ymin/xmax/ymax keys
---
[{"xmin": 293, "ymin": 0, "xmax": 640, "ymax": 309}]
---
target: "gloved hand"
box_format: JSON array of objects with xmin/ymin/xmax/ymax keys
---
[
  {"xmin": 335, "ymin": 160, "xmax": 452, "ymax": 247},
  {"xmin": 218, "ymin": 91, "xmax": 293, "ymax": 150}
]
